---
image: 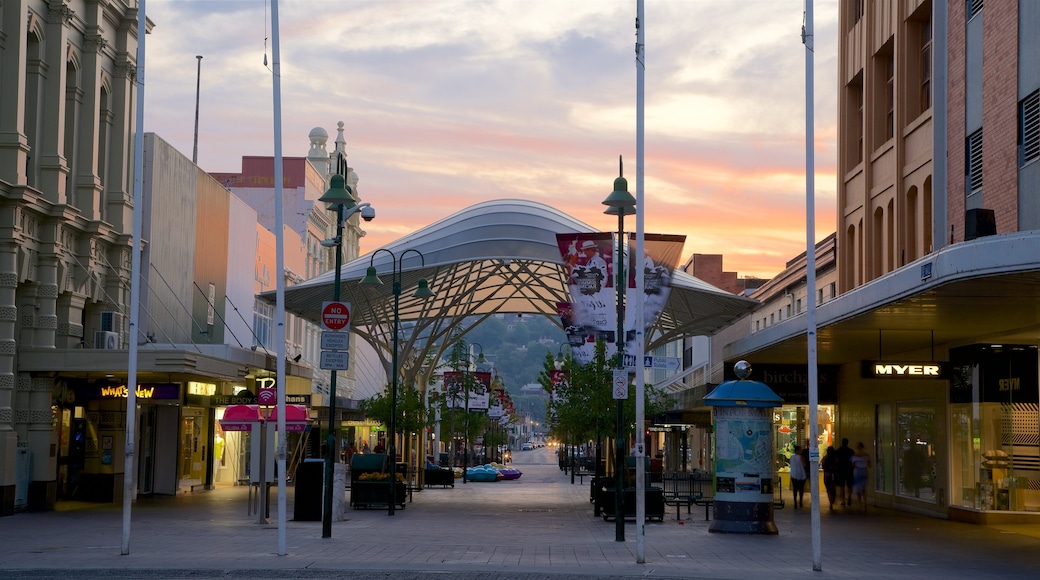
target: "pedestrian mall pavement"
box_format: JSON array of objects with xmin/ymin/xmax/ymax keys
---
[{"xmin": 1, "ymin": 448, "xmax": 1039, "ymax": 580}]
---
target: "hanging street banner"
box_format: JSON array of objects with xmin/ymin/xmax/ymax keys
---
[
  {"xmin": 556, "ymin": 232, "xmax": 686, "ymax": 364},
  {"xmin": 442, "ymin": 371, "xmax": 492, "ymax": 410}
]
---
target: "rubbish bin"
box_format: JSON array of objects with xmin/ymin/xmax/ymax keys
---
[{"xmin": 293, "ymin": 459, "xmax": 324, "ymax": 521}]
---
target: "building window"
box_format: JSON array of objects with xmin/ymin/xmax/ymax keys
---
[
  {"xmin": 967, "ymin": 0, "xmax": 984, "ymax": 20},
  {"xmin": 967, "ymin": 128, "xmax": 983, "ymax": 196},
  {"xmin": 817, "ymin": 288, "xmax": 824, "ymax": 305},
  {"xmin": 920, "ymin": 20, "xmax": 931, "ymax": 113},
  {"xmin": 829, "ymin": 282, "xmax": 837, "ymax": 299},
  {"xmin": 253, "ymin": 298, "xmax": 274, "ymax": 349},
  {"xmin": 885, "ymin": 58, "xmax": 895, "ymax": 141},
  {"xmin": 796, "ymin": 298, "xmax": 802, "ymax": 313},
  {"xmin": 1020, "ymin": 90, "xmax": 1039, "ymax": 166},
  {"xmin": 907, "ymin": 5, "xmax": 932, "ymax": 120},
  {"xmin": 848, "ymin": 0, "xmax": 864, "ymax": 31},
  {"xmin": 846, "ymin": 74, "xmax": 864, "ymax": 169},
  {"xmin": 872, "ymin": 43, "xmax": 895, "ymax": 147}
]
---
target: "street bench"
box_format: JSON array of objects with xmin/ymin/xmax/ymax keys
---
[{"xmin": 662, "ymin": 472, "xmax": 713, "ymax": 521}]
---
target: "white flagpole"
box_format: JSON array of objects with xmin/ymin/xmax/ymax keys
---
[
  {"xmin": 121, "ymin": 0, "xmax": 146, "ymax": 556},
  {"xmin": 634, "ymin": 0, "xmax": 647, "ymax": 563},
  {"xmin": 803, "ymin": 0, "xmax": 822, "ymax": 571},
  {"xmin": 271, "ymin": 0, "xmax": 288, "ymax": 556}
]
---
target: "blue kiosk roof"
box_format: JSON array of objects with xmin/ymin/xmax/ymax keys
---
[{"xmin": 704, "ymin": 380, "xmax": 784, "ymax": 408}]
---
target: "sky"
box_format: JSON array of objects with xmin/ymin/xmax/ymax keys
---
[{"xmin": 142, "ymin": 0, "xmax": 839, "ymax": 280}]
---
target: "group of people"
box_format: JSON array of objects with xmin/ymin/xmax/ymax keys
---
[{"xmin": 788, "ymin": 437, "xmax": 872, "ymax": 512}]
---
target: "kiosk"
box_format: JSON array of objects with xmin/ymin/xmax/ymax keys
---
[{"xmin": 705, "ymin": 361, "xmax": 783, "ymax": 534}]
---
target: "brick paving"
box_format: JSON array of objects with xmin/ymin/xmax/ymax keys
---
[{"xmin": 1, "ymin": 448, "xmax": 1038, "ymax": 579}]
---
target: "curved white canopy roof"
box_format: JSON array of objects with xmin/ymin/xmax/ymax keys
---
[{"xmin": 276, "ymin": 199, "xmax": 756, "ymax": 384}]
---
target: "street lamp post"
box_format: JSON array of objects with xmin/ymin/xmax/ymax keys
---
[
  {"xmin": 603, "ymin": 156, "xmax": 636, "ymax": 543},
  {"xmin": 361, "ymin": 249, "xmax": 435, "ymax": 516},
  {"xmin": 317, "ymin": 168, "xmax": 375, "ymax": 539},
  {"xmin": 461, "ymin": 343, "xmax": 486, "ymax": 484}
]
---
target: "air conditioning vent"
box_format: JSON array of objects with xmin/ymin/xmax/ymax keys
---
[
  {"xmin": 101, "ymin": 311, "xmax": 123, "ymax": 333},
  {"xmin": 94, "ymin": 331, "xmax": 119, "ymax": 349}
]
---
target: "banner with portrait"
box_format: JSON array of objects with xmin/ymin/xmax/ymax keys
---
[
  {"xmin": 442, "ymin": 371, "xmax": 492, "ymax": 410},
  {"xmin": 556, "ymin": 232, "xmax": 685, "ymax": 364}
]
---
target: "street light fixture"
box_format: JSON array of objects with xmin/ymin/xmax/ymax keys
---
[
  {"xmin": 603, "ymin": 155, "xmax": 635, "ymax": 543},
  {"xmin": 318, "ymin": 169, "xmax": 374, "ymax": 539},
  {"xmin": 361, "ymin": 248, "xmax": 435, "ymax": 515}
]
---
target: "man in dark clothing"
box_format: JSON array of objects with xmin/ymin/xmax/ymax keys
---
[{"xmin": 835, "ymin": 438, "xmax": 855, "ymax": 507}]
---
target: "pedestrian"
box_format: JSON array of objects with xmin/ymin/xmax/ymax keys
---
[
  {"xmin": 789, "ymin": 445, "xmax": 807, "ymax": 509},
  {"xmin": 821, "ymin": 445, "xmax": 838, "ymax": 510},
  {"xmin": 835, "ymin": 437, "xmax": 855, "ymax": 507},
  {"xmin": 852, "ymin": 442, "xmax": 872, "ymax": 512}
]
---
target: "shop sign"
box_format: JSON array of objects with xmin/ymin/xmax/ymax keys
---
[
  {"xmin": 861, "ymin": 360, "xmax": 949, "ymax": 379},
  {"xmin": 723, "ymin": 363, "xmax": 838, "ymax": 403},
  {"xmin": 100, "ymin": 383, "xmax": 180, "ymax": 400},
  {"xmin": 188, "ymin": 381, "xmax": 216, "ymax": 396}
]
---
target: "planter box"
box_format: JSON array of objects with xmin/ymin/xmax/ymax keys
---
[
  {"xmin": 351, "ymin": 480, "xmax": 406, "ymax": 509},
  {"xmin": 597, "ymin": 486, "xmax": 665, "ymax": 521}
]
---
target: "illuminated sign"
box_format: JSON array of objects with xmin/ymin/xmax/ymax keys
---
[
  {"xmin": 101, "ymin": 385, "xmax": 156, "ymax": 399},
  {"xmin": 862, "ymin": 361, "xmax": 949, "ymax": 379},
  {"xmin": 188, "ymin": 381, "xmax": 216, "ymax": 396}
]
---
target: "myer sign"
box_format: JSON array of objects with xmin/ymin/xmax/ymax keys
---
[{"xmin": 862, "ymin": 361, "xmax": 949, "ymax": 379}]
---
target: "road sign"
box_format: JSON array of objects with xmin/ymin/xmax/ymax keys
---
[
  {"xmin": 645, "ymin": 356, "xmax": 681, "ymax": 371},
  {"xmin": 321, "ymin": 331, "xmax": 350, "ymax": 351},
  {"xmin": 622, "ymin": 354, "xmax": 681, "ymax": 371},
  {"xmin": 320, "ymin": 350, "xmax": 349, "ymax": 370},
  {"xmin": 612, "ymin": 370, "xmax": 628, "ymax": 399},
  {"xmin": 320, "ymin": 301, "xmax": 351, "ymax": 331}
]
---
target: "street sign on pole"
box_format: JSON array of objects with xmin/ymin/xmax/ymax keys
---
[
  {"xmin": 612, "ymin": 370, "xmax": 628, "ymax": 399},
  {"xmin": 320, "ymin": 351, "xmax": 349, "ymax": 371},
  {"xmin": 623, "ymin": 354, "xmax": 681, "ymax": 371},
  {"xmin": 320, "ymin": 301, "xmax": 351, "ymax": 331},
  {"xmin": 321, "ymin": 331, "xmax": 350, "ymax": 351}
]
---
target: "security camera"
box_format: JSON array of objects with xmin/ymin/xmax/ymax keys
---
[
  {"xmin": 360, "ymin": 206, "xmax": 376, "ymax": 222},
  {"xmin": 320, "ymin": 237, "xmax": 341, "ymax": 247}
]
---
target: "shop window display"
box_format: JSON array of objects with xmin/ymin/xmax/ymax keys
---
[
  {"xmin": 950, "ymin": 345, "xmax": 1040, "ymax": 512},
  {"xmin": 774, "ymin": 404, "xmax": 834, "ymax": 478}
]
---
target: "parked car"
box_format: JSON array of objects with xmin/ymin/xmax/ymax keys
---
[{"xmin": 521, "ymin": 442, "xmax": 534, "ymax": 451}]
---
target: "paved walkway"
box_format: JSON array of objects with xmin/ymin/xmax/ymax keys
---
[{"xmin": 1, "ymin": 448, "xmax": 1038, "ymax": 579}]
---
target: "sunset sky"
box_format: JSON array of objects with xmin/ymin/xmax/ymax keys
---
[{"xmin": 143, "ymin": 0, "xmax": 839, "ymax": 280}]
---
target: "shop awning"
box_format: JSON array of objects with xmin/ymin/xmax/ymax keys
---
[
  {"xmin": 219, "ymin": 404, "xmax": 262, "ymax": 431},
  {"xmin": 268, "ymin": 404, "xmax": 311, "ymax": 432}
]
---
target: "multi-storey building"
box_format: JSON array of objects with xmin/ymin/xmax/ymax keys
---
[
  {"xmin": 723, "ymin": 0, "xmax": 1040, "ymax": 523},
  {"xmin": 0, "ymin": 2, "xmax": 342, "ymax": 515}
]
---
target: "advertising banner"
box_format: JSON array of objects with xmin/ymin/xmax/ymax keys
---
[
  {"xmin": 556, "ymin": 232, "xmax": 685, "ymax": 363},
  {"xmin": 443, "ymin": 371, "xmax": 492, "ymax": 410}
]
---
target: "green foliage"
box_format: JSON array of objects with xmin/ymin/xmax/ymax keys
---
[
  {"xmin": 358, "ymin": 385, "xmax": 427, "ymax": 436},
  {"xmin": 542, "ymin": 340, "xmax": 670, "ymax": 446}
]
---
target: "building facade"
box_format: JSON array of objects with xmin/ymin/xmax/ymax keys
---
[
  {"xmin": 0, "ymin": 0, "xmax": 143, "ymax": 515},
  {"xmin": 723, "ymin": 0, "xmax": 1040, "ymax": 523}
]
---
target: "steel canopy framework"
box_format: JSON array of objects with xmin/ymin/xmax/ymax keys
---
[{"xmin": 274, "ymin": 199, "xmax": 756, "ymax": 392}]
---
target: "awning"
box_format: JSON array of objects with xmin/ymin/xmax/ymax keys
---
[
  {"xmin": 268, "ymin": 404, "xmax": 311, "ymax": 432},
  {"xmin": 219, "ymin": 404, "xmax": 262, "ymax": 431}
]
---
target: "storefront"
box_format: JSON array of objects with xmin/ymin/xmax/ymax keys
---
[
  {"xmin": 948, "ymin": 345, "xmax": 1040, "ymax": 519},
  {"xmin": 53, "ymin": 380, "xmax": 183, "ymax": 502}
]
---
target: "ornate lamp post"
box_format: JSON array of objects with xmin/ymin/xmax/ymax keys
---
[
  {"xmin": 317, "ymin": 168, "xmax": 375, "ymax": 539},
  {"xmin": 602, "ymin": 156, "xmax": 635, "ymax": 542},
  {"xmin": 361, "ymin": 249, "xmax": 435, "ymax": 515}
]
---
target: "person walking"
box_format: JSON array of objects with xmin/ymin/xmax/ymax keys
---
[
  {"xmin": 851, "ymin": 442, "xmax": 872, "ymax": 512},
  {"xmin": 835, "ymin": 438, "xmax": 855, "ymax": 507},
  {"xmin": 789, "ymin": 444, "xmax": 808, "ymax": 509},
  {"xmin": 821, "ymin": 445, "xmax": 838, "ymax": 510}
]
